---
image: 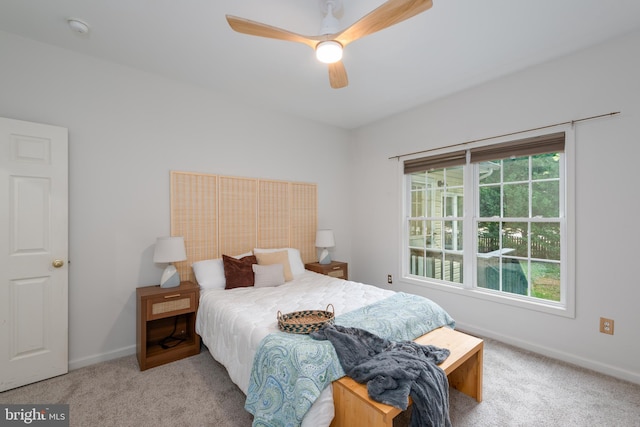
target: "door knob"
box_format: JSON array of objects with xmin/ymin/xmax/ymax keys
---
[{"xmin": 52, "ymin": 259, "xmax": 65, "ymax": 268}]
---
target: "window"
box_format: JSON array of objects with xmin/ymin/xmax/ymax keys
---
[
  {"xmin": 408, "ymin": 165, "xmax": 464, "ymax": 283},
  {"xmin": 404, "ymin": 131, "xmax": 573, "ymax": 315}
]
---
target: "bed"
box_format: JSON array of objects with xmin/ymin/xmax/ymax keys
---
[
  {"xmin": 194, "ymin": 250, "xmax": 456, "ymax": 427},
  {"xmin": 196, "ymin": 269, "xmax": 386, "ymax": 426}
]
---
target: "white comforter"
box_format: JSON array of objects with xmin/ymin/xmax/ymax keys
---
[{"xmin": 195, "ymin": 271, "xmax": 394, "ymax": 427}]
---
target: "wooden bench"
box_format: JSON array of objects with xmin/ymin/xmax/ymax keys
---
[{"xmin": 330, "ymin": 327, "xmax": 483, "ymax": 427}]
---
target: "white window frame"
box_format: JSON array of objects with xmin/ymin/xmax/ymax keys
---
[{"xmin": 400, "ymin": 126, "xmax": 575, "ymax": 318}]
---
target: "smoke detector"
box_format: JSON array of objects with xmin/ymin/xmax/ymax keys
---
[{"xmin": 67, "ymin": 18, "xmax": 90, "ymax": 34}]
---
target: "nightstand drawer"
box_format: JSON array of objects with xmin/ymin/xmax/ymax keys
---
[
  {"xmin": 146, "ymin": 292, "xmax": 196, "ymax": 321},
  {"xmin": 327, "ymin": 268, "xmax": 345, "ymax": 278}
]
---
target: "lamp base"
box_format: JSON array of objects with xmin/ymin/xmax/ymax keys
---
[
  {"xmin": 318, "ymin": 248, "xmax": 331, "ymax": 265},
  {"xmin": 160, "ymin": 265, "xmax": 181, "ymax": 288}
]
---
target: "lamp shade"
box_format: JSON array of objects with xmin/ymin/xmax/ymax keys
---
[
  {"xmin": 153, "ymin": 237, "xmax": 187, "ymax": 288},
  {"xmin": 315, "ymin": 230, "xmax": 335, "ymax": 248},
  {"xmin": 315, "ymin": 230, "xmax": 335, "ymax": 265},
  {"xmin": 153, "ymin": 236, "xmax": 187, "ymax": 263}
]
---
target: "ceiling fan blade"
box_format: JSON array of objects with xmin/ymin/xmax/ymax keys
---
[
  {"xmin": 334, "ymin": 0, "xmax": 433, "ymax": 47},
  {"xmin": 328, "ymin": 61, "xmax": 348, "ymax": 89},
  {"xmin": 226, "ymin": 15, "xmax": 319, "ymax": 49}
]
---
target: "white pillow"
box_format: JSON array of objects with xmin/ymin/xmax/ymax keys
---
[
  {"xmin": 192, "ymin": 252, "xmax": 255, "ymax": 290},
  {"xmin": 252, "ymin": 264, "xmax": 285, "ymax": 288},
  {"xmin": 253, "ymin": 248, "xmax": 305, "ymax": 277},
  {"xmin": 192, "ymin": 258, "xmax": 225, "ymax": 290}
]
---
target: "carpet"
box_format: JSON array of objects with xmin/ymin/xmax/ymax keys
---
[{"xmin": 2, "ymin": 337, "xmax": 639, "ymax": 426}]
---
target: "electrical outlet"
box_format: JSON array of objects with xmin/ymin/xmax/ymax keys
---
[
  {"xmin": 387, "ymin": 274, "xmax": 393, "ymax": 284},
  {"xmin": 599, "ymin": 317, "xmax": 614, "ymax": 335}
]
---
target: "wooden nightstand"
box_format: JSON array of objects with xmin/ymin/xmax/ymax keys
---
[
  {"xmin": 305, "ymin": 261, "xmax": 348, "ymax": 280},
  {"xmin": 136, "ymin": 281, "xmax": 200, "ymax": 371}
]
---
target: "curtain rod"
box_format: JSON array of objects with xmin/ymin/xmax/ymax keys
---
[{"xmin": 388, "ymin": 111, "xmax": 620, "ymax": 161}]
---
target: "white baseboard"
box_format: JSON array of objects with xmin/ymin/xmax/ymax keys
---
[
  {"xmin": 69, "ymin": 345, "xmax": 137, "ymax": 371},
  {"xmin": 455, "ymin": 321, "xmax": 640, "ymax": 386}
]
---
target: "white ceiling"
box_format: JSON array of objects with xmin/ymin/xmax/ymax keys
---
[{"xmin": 2, "ymin": 0, "xmax": 640, "ymax": 129}]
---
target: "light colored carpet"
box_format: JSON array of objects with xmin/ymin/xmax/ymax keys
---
[
  {"xmin": 2, "ymin": 337, "xmax": 639, "ymax": 426},
  {"xmin": 448, "ymin": 338, "xmax": 640, "ymax": 427}
]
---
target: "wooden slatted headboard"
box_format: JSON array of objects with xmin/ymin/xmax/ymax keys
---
[{"xmin": 169, "ymin": 171, "xmax": 318, "ymax": 283}]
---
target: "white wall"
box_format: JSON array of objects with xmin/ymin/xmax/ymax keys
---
[
  {"xmin": 0, "ymin": 31, "xmax": 352, "ymax": 368},
  {"xmin": 349, "ymin": 29, "xmax": 640, "ymax": 384}
]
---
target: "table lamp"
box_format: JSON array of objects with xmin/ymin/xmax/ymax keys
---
[
  {"xmin": 315, "ymin": 229, "xmax": 335, "ymax": 265},
  {"xmin": 153, "ymin": 236, "xmax": 187, "ymax": 288}
]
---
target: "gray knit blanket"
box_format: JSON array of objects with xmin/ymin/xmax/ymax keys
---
[{"xmin": 311, "ymin": 324, "xmax": 452, "ymax": 427}]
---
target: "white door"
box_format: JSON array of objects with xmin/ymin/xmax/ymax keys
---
[{"xmin": 0, "ymin": 117, "xmax": 68, "ymax": 392}]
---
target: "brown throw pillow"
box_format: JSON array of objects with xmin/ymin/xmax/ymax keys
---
[{"xmin": 222, "ymin": 254, "xmax": 257, "ymax": 289}]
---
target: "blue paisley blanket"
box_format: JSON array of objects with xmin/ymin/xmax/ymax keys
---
[{"xmin": 244, "ymin": 292, "xmax": 455, "ymax": 427}]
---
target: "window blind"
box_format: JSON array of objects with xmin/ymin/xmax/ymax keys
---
[
  {"xmin": 403, "ymin": 132, "xmax": 565, "ymax": 173},
  {"xmin": 470, "ymin": 132, "xmax": 565, "ymax": 163},
  {"xmin": 403, "ymin": 150, "xmax": 467, "ymax": 174}
]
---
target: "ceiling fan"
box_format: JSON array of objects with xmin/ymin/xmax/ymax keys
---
[{"xmin": 226, "ymin": 0, "xmax": 434, "ymax": 89}]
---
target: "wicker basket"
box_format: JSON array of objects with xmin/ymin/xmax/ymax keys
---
[{"xmin": 277, "ymin": 304, "xmax": 335, "ymax": 334}]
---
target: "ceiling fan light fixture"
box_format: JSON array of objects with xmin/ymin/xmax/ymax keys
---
[{"xmin": 316, "ymin": 41, "xmax": 343, "ymax": 64}]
